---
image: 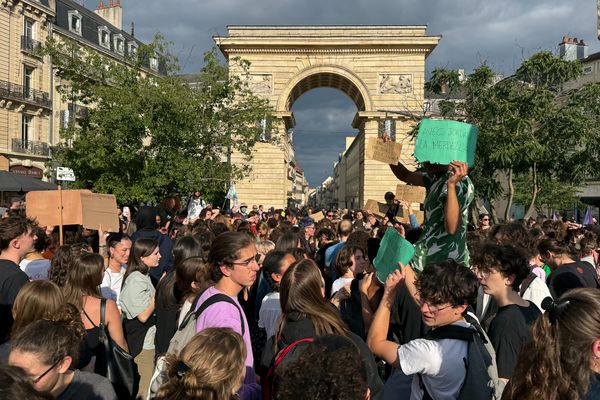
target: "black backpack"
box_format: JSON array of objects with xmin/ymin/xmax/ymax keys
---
[{"xmin": 418, "ymin": 314, "xmax": 503, "ymax": 400}]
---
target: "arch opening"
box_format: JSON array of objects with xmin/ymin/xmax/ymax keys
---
[{"xmin": 281, "ymin": 69, "xmax": 370, "ymax": 112}]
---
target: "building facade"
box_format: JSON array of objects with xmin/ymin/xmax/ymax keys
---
[
  {"xmin": 0, "ymin": 0, "xmax": 157, "ymax": 181},
  {"xmin": 0, "ymin": 0, "xmax": 54, "ymax": 178}
]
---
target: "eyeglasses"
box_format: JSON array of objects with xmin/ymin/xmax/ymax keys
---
[
  {"xmin": 327, "ymin": 214, "xmax": 334, "ymax": 218},
  {"xmin": 417, "ymin": 300, "xmax": 453, "ymax": 314},
  {"xmin": 30, "ymin": 359, "xmax": 62, "ymax": 384},
  {"xmin": 231, "ymin": 254, "xmax": 260, "ymax": 269},
  {"xmin": 473, "ymin": 266, "xmax": 492, "ymax": 279},
  {"xmin": 482, "ymin": 218, "xmax": 490, "ymax": 222}
]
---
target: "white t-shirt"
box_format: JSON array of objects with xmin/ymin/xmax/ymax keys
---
[
  {"xmin": 100, "ymin": 265, "xmax": 127, "ymax": 306},
  {"xmin": 177, "ymin": 299, "xmax": 193, "ymax": 328},
  {"xmin": 259, "ymin": 291, "xmax": 281, "ymax": 338},
  {"xmin": 331, "ymin": 277, "xmax": 353, "ymax": 295},
  {"xmin": 398, "ymin": 320, "xmax": 470, "ymax": 400}
]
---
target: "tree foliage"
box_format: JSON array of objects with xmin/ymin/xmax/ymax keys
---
[
  {"xmin": 428, "ymin": 52, "xmax": 600, "ymax": 221},
  {"xmin": 43, "ymin": 35, "xmax": 273, "ymax": 204}
]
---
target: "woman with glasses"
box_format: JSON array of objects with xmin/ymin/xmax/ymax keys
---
[
  {"xmin": 7, "ymin": 304, "xmax": 117, "ymax": 399},
  {"xmin": 471, "ymin": 243, "xmax": 540, "ymax": 384},
  {"xmin": 478, "ymin": 213, "xmax": 492, "ymax": 231}
]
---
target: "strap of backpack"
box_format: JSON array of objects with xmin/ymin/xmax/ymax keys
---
[
  {"xmin": 519, "ymin": 271, "xmax": 537, "ymax": 297},
  {"xmin": 273, "ymin": 338, "xmax": 314, "ymax": 368},
  {"xmin": 195, "ymin": 293, "xmax": 246, "ymax": 336},
  {"xmin": 424, "ymin": 324, "xmax": 475, "ymax": 342}
]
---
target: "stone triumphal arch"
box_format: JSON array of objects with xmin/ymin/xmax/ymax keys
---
[{"xmin": 215, "ymin": 26, "xmax": 440, "ymax": 209}]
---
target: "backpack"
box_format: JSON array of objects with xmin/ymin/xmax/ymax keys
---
[
  {"xmin": 147, "ymin": 292, "xmax": 246, "ymax": 399},
  {"xmin": 262, "ymin": 338, "xmax": 314, "ymax": 400},
  {"xmin": 418, "ymin": 313, "xmax": 504, "ymax": 400}
]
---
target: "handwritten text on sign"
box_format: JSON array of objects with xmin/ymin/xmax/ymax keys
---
[
  {"xmin": 414, "ymin": 119, "xmax": 478, "ymax": 166},
  {"xmin": 395, "ymin": 185, "xmax": 426, "ymax": 204},
  {"xmin": 365, "ymin": 138, "xmax": 403, "ymax": 164}
]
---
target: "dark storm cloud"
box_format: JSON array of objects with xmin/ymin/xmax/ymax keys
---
[{"xmin": 120, "ymin": 0, "xmax": 600, "ymax": 185}]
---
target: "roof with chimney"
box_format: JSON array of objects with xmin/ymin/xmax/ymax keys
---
[{"xmin": 53, "ymin": 0, "xmax": 156, "ymax": 69}]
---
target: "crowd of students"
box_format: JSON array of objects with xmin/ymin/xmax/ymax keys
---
[{"xmin": 0, "ymin": 195, "xmax": 599, "ymax": 400}]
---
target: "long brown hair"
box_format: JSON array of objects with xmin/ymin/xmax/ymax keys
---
[
  {"xmin": 505, "ymin": 289, "xmax": 600, "ymax": 400},
  {"xmin": 155, "ymin": 328, "xmax": 246, "ymax": 400},
  {"xmin": 63, "ymin": 252, "xmax": 104, "ymax": 310},
  {"xmin": 124, "ymin": 238, "xmax": 158, "ymax": 282},
  {"xmin": 11, "ymin": 281, "xmax": 65, "ymax": 338},
  {"xmin": 277, "ymin": 259, "xmax": 348, "ymax": 345}
]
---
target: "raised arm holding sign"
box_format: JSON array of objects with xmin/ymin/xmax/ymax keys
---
[{"xmin": 386, "ymin": 119, "xmax": 476, "ymax": 303}]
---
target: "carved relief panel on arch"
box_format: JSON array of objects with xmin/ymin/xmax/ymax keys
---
[{"xmin": 379, "ymin": 74, "xmax": 413, "ymax": 95}]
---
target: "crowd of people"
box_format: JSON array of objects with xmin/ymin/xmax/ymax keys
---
[{"xmin": 0, "ymin": 181, "xmax": 599, "ymax": 400}]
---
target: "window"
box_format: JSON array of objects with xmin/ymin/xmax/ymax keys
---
[
  {"xmin": 98, "ymin": 26, "xmax": 110, "ymax": 49},
  {"xmin": 583, "ymin": 66, "xmax": 593, "ymax": 75},
  {"xmin": 127, "ymin": 42, "xmax": 138, "ymax": 58},
  {"xmin": 22, "ymin": 115, "xmax": 33, "ymax": 143},
  {"xmin": 24, "ymin": 19, "xmax": 34, "ymax": 39},
  {"xmin": 23, "ymin": 66, "xmax": 33, "ymax": 98},
  {"xmin": 113, "ymin": 34, "xmax": 125, "ymax": 55},
  {"xmin": 68, "ymin": 10, "xmax": 82, "ymax": 36},
  {"xmin": 149, "ymin": 55, "xmax": 158, "ymax": 71}
]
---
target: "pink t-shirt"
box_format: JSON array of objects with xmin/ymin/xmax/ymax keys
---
[{"xmin": 195, "ymin": 286, "xmax": 253, "ymax": 367}]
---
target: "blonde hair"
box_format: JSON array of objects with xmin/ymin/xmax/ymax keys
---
[
  {"xmin": 11, "ymin": 281, "xmax": 65, "ymax": 338},
  {"xmin": 256, "ymin": 240, "xmax": 275, "ymax": 255},
  {"xmin": 155, "ymin": 328, "xmax": 246, "ymax": 400}
]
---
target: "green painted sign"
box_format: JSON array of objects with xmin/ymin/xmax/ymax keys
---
[
  {"xmin": 414, "ymin": 119, "xmax": 478, "ymax": 166},
  {"xmin": 373, "ymin": 228, "xmax": 415, "ymax": 284}
]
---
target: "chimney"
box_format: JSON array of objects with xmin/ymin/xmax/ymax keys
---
[
  {"xmin": 95, "ymin": 0, "xmax": 122, "ymax": 30},
  {"xmin": 559, "ymin": 36, "xmax": 578, "ymax": 61},
  {"xmin": 577, "ymin": 39, "xmax": 588, "ymax": 60},
  {"xmin": 130, "ymin": 21, "xmax": 134, "ymax": 37}
]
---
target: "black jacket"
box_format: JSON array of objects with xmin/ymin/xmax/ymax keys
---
[{"xmin": 261, "ymin": 311, "xmax": 384, "ymax": 400}]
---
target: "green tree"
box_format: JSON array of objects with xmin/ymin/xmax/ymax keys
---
[
  {"xmin": 429, "ymin": 52, "xmax": 599, "ymax": 221},
  {"xmin": 43, "ymin": 36, "xmax": 273, "ymax": 204}
]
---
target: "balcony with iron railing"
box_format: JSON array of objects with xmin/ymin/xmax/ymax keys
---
[
  {"xmin": 0, "ymin": 80, "xmax": 52, "ymax": 109},
  {"xmin": 21, "ymin": 35, "xmax": 42, "ymax": 55},
  {"xmin": 11, "ymin": 138, "xmax": 50, "ymax": 156}
]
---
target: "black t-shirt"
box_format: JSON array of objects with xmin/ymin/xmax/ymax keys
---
[
  {"xmin": 488, "ymin": 301, "xmax": 540, "ymax": 379},
  {"xmin": 0, "ymin": 259, "xmax": 29, "ymax": 344},
  {"xmin": 56, "ymin": 370, "xmax": 117, "ymax": 400},
  {"xmin": 548, "ymin": 261, "xmax": 599, "ymax": 299},
  {"xmin": 586, "ymin": 374, "xmax": 600, "ymax": 400}
]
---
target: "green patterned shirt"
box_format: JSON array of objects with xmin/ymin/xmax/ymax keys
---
[{"xmin": 410, "ymin": 172, "xmax": 474, "ymax": 273}]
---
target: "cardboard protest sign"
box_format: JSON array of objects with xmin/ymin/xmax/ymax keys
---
[
  {"xmin": 26, "ymin": 189, "xmax": 120, "ymax": 232},
  {"xmin": 365, "ymin": 138, "xmax": 403, "ymax": 164},
  {"xmin": 310, "ymin": 211, "xmax": 325, "ymax": 222},
  {"xmin": 414, "ymin": 119, "xmax": 478, "ymax": 166},
  {"xmin": 364, "ymin": 199, "xmax": 405, "ymax": 219},
  {"xmin": 395, "ymin": 184, "xmax": 426, "ymax": 204},
  {"xmin": 373, "ymin": 228, "xmax": 415, "ymax": 284}
]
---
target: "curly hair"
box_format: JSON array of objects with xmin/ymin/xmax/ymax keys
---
[
  {"xmin": 155, "ymin": 328, "xmax": 246, "ymax": 400},
  {"xmin": 48, "ymin": 245, "xmax": 73, "ymax": 287},
  {"xmin": 415, "ymin": 259, "xmax": 478, "ymax": 309},
  {"xmin": 276, "ymin": 335, "xmax": 368, "ymax": 400},
  {"xmin": 10, "ymin": 303, "xmax": 85, "ymax": 366},
  {"xmin": 504, "ymin": 289, "xmax": 600, "ymax": 400},
  {"xmin": 470, "ymin": 242, "xmax": 531, "ymax": 291}
]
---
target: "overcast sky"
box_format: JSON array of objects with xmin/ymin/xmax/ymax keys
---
[{"xmin": 117, "ymin": 0, "xmax": 600, "ymax": 186}]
